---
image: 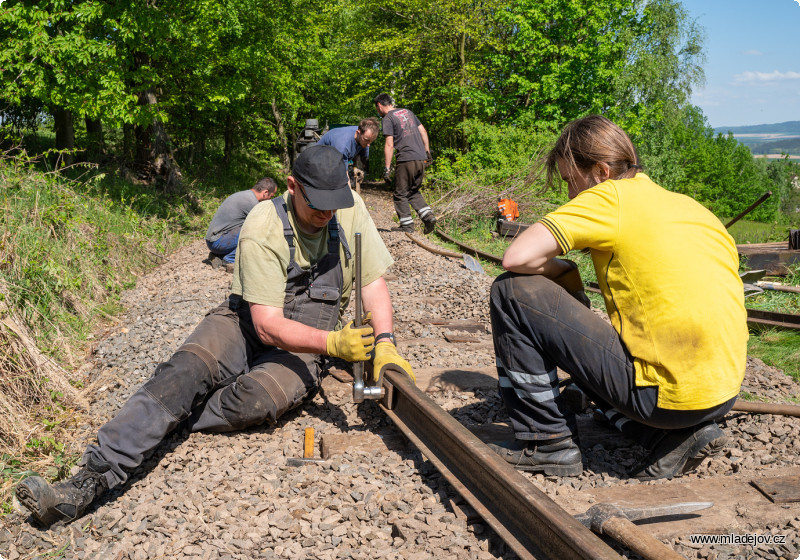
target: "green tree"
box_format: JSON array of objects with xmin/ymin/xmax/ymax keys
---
[
  {"xmin": 493, "ymin": 0, "xmax": 638, "ymax": 124},
  {"xmin": 611, "ymin": 0, "xmax": 705, "ymax": 133},
  {"xmin": 0, "ymin": 1, "xmax": 125, "ymax": 162},
  {"xmin": 336, "ymin": 0, "xmax": 504, "ymax": 150}
]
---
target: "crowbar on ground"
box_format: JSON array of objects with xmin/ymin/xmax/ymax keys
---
[
  {"xmin": 575, "ymin": 501, "xmax": 713, "ymax": 560},
  {"xmin": 405, "ymin": 232, "xmax": 485, "ymax": 274},
  {"xmin": 286, "ymin": 427, "xmax": 326, "ymax": 466}
]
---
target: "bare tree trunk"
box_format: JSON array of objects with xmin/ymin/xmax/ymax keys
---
[
  {"xmin": 85, "ymin": 117, "xmax": 105, "ymax": 160},
  {"xmin": 272, "ymin": 98, "xmax": 291, "ymax": 170},
  {"xmin": 52, "ymin": 107, "xmax": 75, "ymax": 166},
  {"xmin": 458, "ymin": 32, "xmax": 468, "ymax": 154},
  {"xmin": 223, "ymin": 114, "xmax": 233, "ymax": 167},
  {"xmin": 134, "ymin": 88, "xmax": 183, "ymax": 192},
  {"xmin": 123, "ymin": 123, "xmax": 134, "ymax": 163}
]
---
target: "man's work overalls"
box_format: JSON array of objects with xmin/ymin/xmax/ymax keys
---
[{"xmin": 85, "ymin": 198, "xmax": 351, "ymax": 489}]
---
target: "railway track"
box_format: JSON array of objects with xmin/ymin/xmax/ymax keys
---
[
  {"xmin": 4, "ymin": 186, "xmax": 799, "ymax": 560},
  {"xmin": 370, "ymin": 358, "xmax": 800, "ymax": 560},
  {"xmin": 392, "ymin": 222, "xmax": 800, "ymax": 559}
]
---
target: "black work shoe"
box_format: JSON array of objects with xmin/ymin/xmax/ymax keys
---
[
  {"xmin": 16, "ymin": 456, "xmax": 111, "ymax": 524},
  {"xmin": 488, "ymin": 437, "xmax": 583, "ymax": 476},
  {"xmin": 421, "ymin": 213, "xmax": 437, "ymax": 234},
  {"xmin": 628, "ymin": 421, "xmax": 728, "ymax": 481},
  {"xmin": 393, "ymin": 224, "xmax": 414, "ymax": 233}
]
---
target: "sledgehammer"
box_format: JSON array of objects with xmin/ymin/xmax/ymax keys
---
[{"xmin": 575, "ymin": 501, "xmax": 713, "ymax": 560}]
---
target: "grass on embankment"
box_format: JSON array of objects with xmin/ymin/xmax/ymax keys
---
[{"xmin": 0, "ymin": 152, "xmax": 229, "ymax": 512}]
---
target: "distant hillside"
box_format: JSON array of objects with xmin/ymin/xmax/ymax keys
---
[
  {"xmin": 713, "ymin": 121, "xmax": 800, "ymax": 154},
  {"xmin": 714, "ymin": 121, "xmax": 800, "ymax": 135},
  {"xmin": 749, "ymin": 137, "xmax": 800, "ymax": 156}
]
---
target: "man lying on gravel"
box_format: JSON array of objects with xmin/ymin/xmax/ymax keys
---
[
  {"xmin": 488, "ymin": 115, "xmax": 748, "ymax": 480},
  {"xmin": 16, "ymin": 145, "xmax": 415, "ymax": 525}
]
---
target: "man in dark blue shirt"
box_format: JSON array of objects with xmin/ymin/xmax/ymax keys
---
[{"xmin": 317, "ymin": 118, "xmax": 379, "ymax": 193}]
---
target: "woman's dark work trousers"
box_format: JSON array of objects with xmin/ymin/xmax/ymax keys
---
[
  {"xmin": 84, "ymin": 300, "xmax": 324, "ymax": 489},
  {"xmin": 489, "ymin": 273, "xmax": 734, "ymax": 444}
]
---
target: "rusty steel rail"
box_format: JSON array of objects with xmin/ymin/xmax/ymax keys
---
[{"xmin": 379, "ymin": 369, "xmax": 623, "ymax": 560}]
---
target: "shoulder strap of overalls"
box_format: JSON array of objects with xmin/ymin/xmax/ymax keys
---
[
  {"xmin": 272, "ymin": 197, "xmax": 296, "ymax": 264},
  {"xmin": 328, "ymin": 213, "xmax": 352, "ymax": 261},
  {"xmin": 273, "ymin": 197, "xmax": 352, "ymax": 261}
]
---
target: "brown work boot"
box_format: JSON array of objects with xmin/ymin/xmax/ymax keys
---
[
  {"xmin": 488, "ymin": 436, "xmax": 583, "ymax": 476},
  {"xmin": 628, "ymin": 421, "xmax": 728, "ymax": 481},
  {"xmin": 224, "ymin": 262, "xmax": 235, "ymax": 273},
  {"xmin": 16, "ymin": 456, "xmax": 111, "ymax": 525}
]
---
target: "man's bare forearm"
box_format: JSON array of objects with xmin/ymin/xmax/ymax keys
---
[
  {"xmin": 250, "ymin": 304, "xmax": 328, "ymax": 354},
  {"xmin": 362, "ymin": 277, "xmax": 393, "ymax": 336}
]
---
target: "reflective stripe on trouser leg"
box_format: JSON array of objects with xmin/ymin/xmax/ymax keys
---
[
  {"xmin": 417, "ymin": 206, "xmax": 432, "ymax": 219},
  {"xmin": 398, "ymin": 216, "xmax": 414, "ymax": 227},
  {"xmin": 494, "ymin": 354, "xmax": 571, "ymax": 441},
  {"xmin": 190, "ymin": 349, "xmax": 323, "ymax": 432},
  {"xmin": 596, "ymin": 407, "xmax": 666, "ymax": 450}
]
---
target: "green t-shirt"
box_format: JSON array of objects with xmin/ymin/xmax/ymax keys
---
[
  {"xmin": 540, "ymin": 174, "xmax": 748, "ymax": 410},
  {"xmin": 231, "ymin": 191, "xmax": 393, "ymax": 321}
]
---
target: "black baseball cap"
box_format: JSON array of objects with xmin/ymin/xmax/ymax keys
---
[{"xmin": 292, "ymin": 145, "xmax": 354, "ymax": 210}]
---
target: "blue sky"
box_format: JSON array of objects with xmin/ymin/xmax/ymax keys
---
[{"xmin": 680, "ymin": 0, "xmax": 800, "ymax": 129}]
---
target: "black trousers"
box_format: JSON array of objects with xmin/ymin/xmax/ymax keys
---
[
  {"xmin": 393, "ymin": 160, "xmax": 431, "ymax": 225},
  {"xmin": 490, "ymin": 273, "xmax": 735, "ymax": 443}
]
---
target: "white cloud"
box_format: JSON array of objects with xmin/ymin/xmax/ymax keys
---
[
  {"xmin": 741, "ymin": 50, "xmax": 764, "ymax": 56},
  {"xmin": 734, "ymin": 70, "xmax": 800, "ymax": 83}
]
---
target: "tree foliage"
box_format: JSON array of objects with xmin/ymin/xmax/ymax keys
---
[{"xmin": 0, "ymin": 0, "xmax": 795, "ymax": 221}]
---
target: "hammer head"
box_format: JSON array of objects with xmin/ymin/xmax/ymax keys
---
[
  {"xmin": 285, "ymin": 457, "xmax": 326, "ymax": 467},
  {"xmin": 575, "ymin": 501, "xmax": 713, "ymax": 534}
]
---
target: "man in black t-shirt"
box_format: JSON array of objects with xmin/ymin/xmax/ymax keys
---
[{"xmin": 374, "ymin": 93, "xmax": 437, "ymax": 234}]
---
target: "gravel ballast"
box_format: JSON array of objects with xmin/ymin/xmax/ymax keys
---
[{"xmin": 2, "ymin": 186, "xmax": 799, "ymax": 560}]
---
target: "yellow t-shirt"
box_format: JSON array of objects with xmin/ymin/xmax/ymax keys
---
[
  {"xmin": 231, "ymin": 191, "xmax": 394, "ymax": 321},
  {"xmin": 540, "ymin": 174, "xmax": 748, "ymax": 410}
]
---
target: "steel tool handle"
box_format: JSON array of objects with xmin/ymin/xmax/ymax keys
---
[
  {"xmin": 351, "ymin": 232, "xmax": 384, "ymax": 402},
  {"xmin": 353, "ymin": 233, "xmax": 365, "ymax": 403}
]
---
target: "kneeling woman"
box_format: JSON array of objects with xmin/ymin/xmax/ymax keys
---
[{"xmin": 488, "ymin": 115, "xmax": 747, "ymax": 479}]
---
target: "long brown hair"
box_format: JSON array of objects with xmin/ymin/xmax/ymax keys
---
[{"xmin": 543, "ymin": 115, "xmax": 641, "ymax": 192}]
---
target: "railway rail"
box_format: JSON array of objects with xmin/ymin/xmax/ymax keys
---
[
  {"xmin": 4, "ymin": 186, "xmax": 799, "ymax": 560},
  {"xmin": 370, "ymin": 357, "xmax": 800, "ymax": 560},
  {"xmin": 397, "ymin": 226, "xmax": 800, "ymax": 559}
]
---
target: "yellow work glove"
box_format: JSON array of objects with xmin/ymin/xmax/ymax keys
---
[
  {"xmin": 326, "ymin": 314, "xmax": 374, "ymax": 362},
  {"xmin": 372, "ymin": 341, "xmax": 415, "ymax": 384}
]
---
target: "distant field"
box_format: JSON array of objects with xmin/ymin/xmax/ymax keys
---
[
  {"xmin": 749, "ymin": 137, "xmax": 800, "ymax": 156},
  {"xmin": 713, "ymin": 121, "xmax": 800, "ymax": 156},
  {"xmin": 714, "ymin": 121, "xmax": 800, "ymax": 136},
  {"xmin": 754, "ymin": 154, "xmax": 800, "ymax": 160}
]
